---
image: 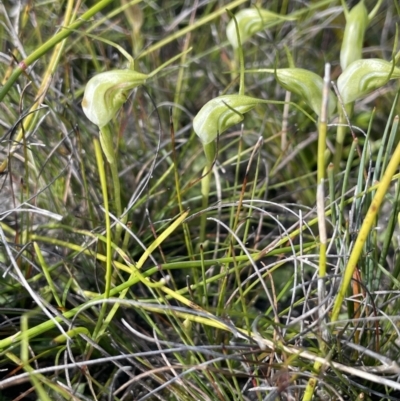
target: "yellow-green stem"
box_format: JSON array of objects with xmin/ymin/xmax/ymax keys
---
[
  {"xmin": 317, "ymin": 63, "xmax": 330, "ymax": 301},
  {"xmin": 334, "ymin": 103, "xmax": 353, "ymax": 173},
  {"xmin": 200, "ymin": 165, "xmax": 211, "ymax": 245},
  {"xmin": 333, "ymin": 109, "xmax": 346, "ymax": 173},
  {"xmin": 200, "ymin": 142, "xmax": 216, "ymax": 244},
  {"xmin": 226, "ymin": 9, "xmax": 245, "ymax": 96},
  {"xmin": 317, "ymin": 113, "xmax": 327, "ymax": 281},
  {"xmin": 99, "ymin": 124, "xmax": 123, "ymax": 243},
  {"xmin": 92, "ymin": 139, "xmax": 113, "ymax": 341},
  {"xmin": 303, "ymin": 64, "xmax": 330, "ymax": 401}
]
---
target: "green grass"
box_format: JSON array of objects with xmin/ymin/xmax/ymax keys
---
[{"xmin": 0, "ymin": 1, "xmax": 400, "ymax": 400}]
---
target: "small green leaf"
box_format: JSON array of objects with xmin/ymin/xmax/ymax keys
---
[
  {"xmin": 82, "ymin": 69, "xmax": 147, "ymax": 128},
  {"xmin": 193, "ymin": 94, "xmax": 260, "ymax": 144},
  {"xmin": 340, "ymin": 0, "xmax": 369, "ymax": 71},
  {"xmin": 338, "ymin": 59, "xmax": 400, "ymax": 104},
  {"xmin": 226, "ymin": 8, "xmax": 295, "ymax": 49}
]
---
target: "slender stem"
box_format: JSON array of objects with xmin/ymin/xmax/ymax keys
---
[
  {"xmin": 333, "ymin": 107, "xmax": 347, "ymax": 173},
  {"xmin": 226, "ymin": 10, "xmax": 245, "ymax": 95},
  {"xmin": 99, "ymin": 125, "xmax": 122, "ymax": 217},
  {"xmin": 92, "ymin": 139, "xmax": 112, "ymax": 341},
  {"xmin": 200, "ymin": 142, "xmax": 216, "ymax": 244},
  {"xmin": 317, "ymin": 63, "xmax": 330, "ymax": 298},
  {"xmin": 316, "ymin": 72, "xmax": 328, "ymax": 293},
  {"xmin": 303, "ymin": 63, "xmax": 330, "ymax": 401},
  {"xmin": 368, "ymin": 0, "xmax": 384, "ymax": 20},
  {"xmin": 99, "ymin": 124, "xmax": 123, "ymax": 247},
  {"xmin": 200, "ymin": 166, "xmax": 211, "ymax": 245},
  {"xmin": 203, "ymin": 141, "xmax": 216, "ymax": 167},
  {"xmin": 147, "ymin": 48, "xmax": 192, "ymax": 79},
  {"xmin": 339, "ymin": 139, "xmax": 358, "ymax": 229},
  {"xmin": 340, "ymin": 0, "xmax": 349, "ymax": 16}
]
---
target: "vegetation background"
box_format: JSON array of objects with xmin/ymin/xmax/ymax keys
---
[{"xmin": 0, "ymin": 0, "xmax": 399, "ymax": 400}]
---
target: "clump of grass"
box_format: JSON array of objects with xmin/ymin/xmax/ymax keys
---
[{"xmin": 0, "ymin": 1, "xmax": 400, "ymax": 400}]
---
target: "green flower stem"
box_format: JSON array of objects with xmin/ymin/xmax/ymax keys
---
[
  {"xmin": 147, "ymin": 48, "xmax": 193, "ymax": 79},
  {"xmin": 328, "ymin": 163, "xmax": 336, "ymax": 227},
  {"xmin": 203, "ymin": 141, "xmax": 216, "ymax": 167},
  {"xmin": 333, "ymin": 106, "xmax": 350, "ymax": 172},
  {"xmin": 200, "ymin": 142, "xmax": 216, "ymax": 244},
  {"xmin": 331, "ymin": 136, "xmax": 400, "ymax": 322},
  {"xmin": 200, "ymin": 166, "xmax": 211, "ymax": 245},
  {"xmin": 367, "ymin": 0, "xmax": 384, "ymax": 20},
  {"xmin": 316, "ymin": 64, "xmax": 330, "ymax": 282},
  {"xmin": 339, "ymin": 139, "xmax": 358, "ymax": 229},
  {"xmin": 226, "ymin": 9, "xmax": 245, "ymax": 96},
  {"xmin": 0, "ymin": 0, "xmax": 113, "ymax": 103},
  {"xmin": 303, "ymin": 63, "xmax": 331, "ymax": 401},
  {"xmin": 99, "ymin": 124, "xmax": 123, "ymax": 242},
  {"xmin": 92, "ymin": 138, "xmax": 113, "ymax": 341}
]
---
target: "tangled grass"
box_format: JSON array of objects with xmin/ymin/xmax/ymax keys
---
[{"xmin": 0, "ymin": 1, "xmax": 400, "ymax": 400}]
